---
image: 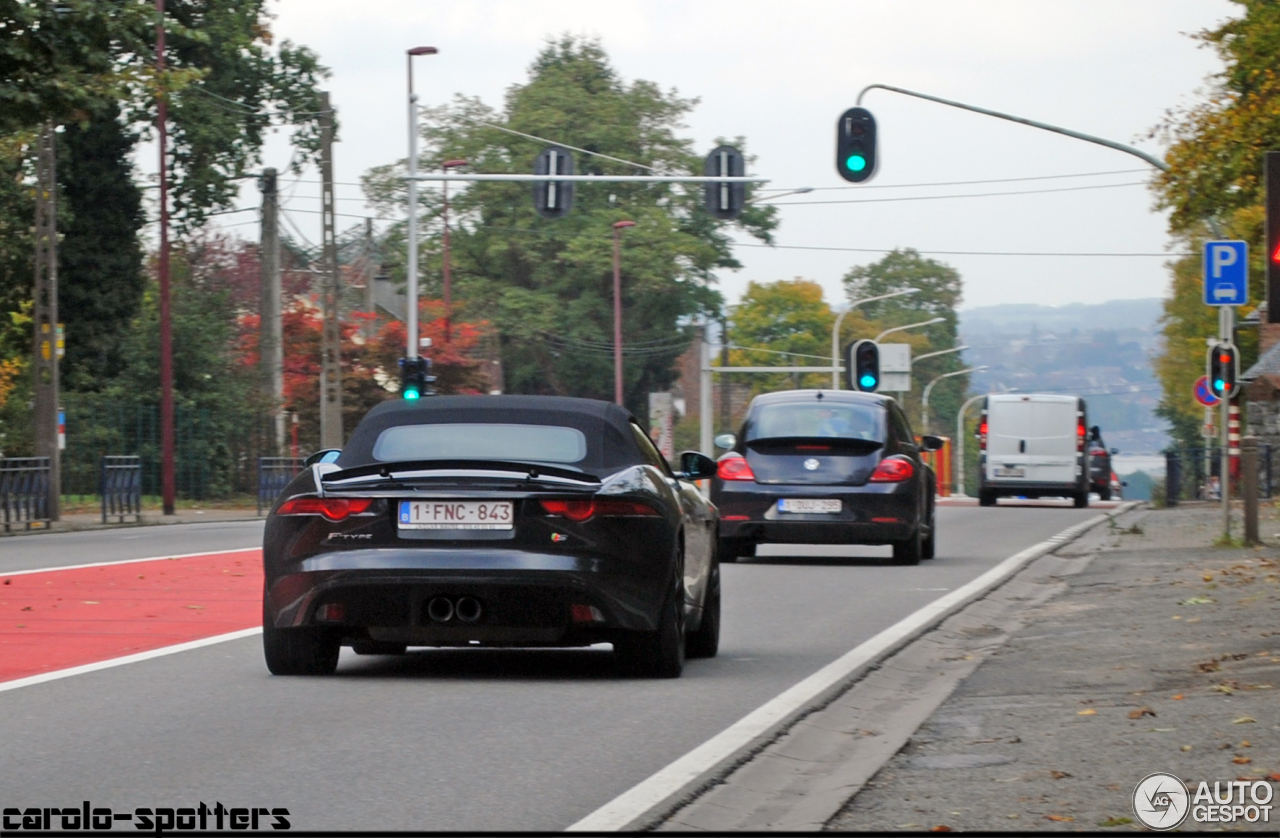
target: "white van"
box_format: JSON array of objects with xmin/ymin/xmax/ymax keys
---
[{"xmin": 978, "ymin": 394, "xmax": 1088, "ymax": 507}]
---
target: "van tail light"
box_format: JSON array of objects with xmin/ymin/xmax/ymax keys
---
[
  {"xmin": 277, "ymin": 497, "xmax": 374, "ymax": 521},
  {"xmin": 1077, "ymin": 417, "xmax": 1087, "ymax": 452},
  {"xmin": 869, "ymin": 456, "xmax": 914, "ymax": 482},
  {"xmin": 978, "ymin": 421, "xmax": 988, "ymax": 452},
  {"xmin": 717, "ymin": 455, "xmax": 756, "ymax": 481},
  {"xmin": 539, "ymin": 498, "xmax": 661, "ymax": 522}
]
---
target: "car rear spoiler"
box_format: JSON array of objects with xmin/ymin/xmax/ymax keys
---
[{"xmin": 320, "ymin": 459, "xmax": 602, "ymax": 487}]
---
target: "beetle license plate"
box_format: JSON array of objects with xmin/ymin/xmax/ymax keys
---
[
  {"xmin": 778, "ymin": 498, "xmax": 841, "ymax": 514},
  {"xmin": 398, "ymin": 500, "xmax": 513, "ymax": 530}
]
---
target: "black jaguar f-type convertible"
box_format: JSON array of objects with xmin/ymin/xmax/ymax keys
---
[{"xmin": 261, "ymin": 395, "xmax": 720, "ymax": 678}]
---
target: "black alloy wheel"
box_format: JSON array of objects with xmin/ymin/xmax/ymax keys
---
[
  {"xmin": 262, "ymin": 600, "xmax": 341, "ymax": 676},
  {"xmin": 892, "ymin": 527, "xmax": 923, "ymax": 566},
  {"xmin": 616, "ymin": 551, "xmax": 686, "ymax": 678},
  {"xmin": 685, "ymin": 567, "xmax": 720, "ymax": 659}
]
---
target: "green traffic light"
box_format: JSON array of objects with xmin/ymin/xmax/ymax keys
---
[
  {"xmin": 845, "ymin": 155, "xmax": 867, "ymax": 172},
  {"xmin": 859, "ymin": 373, "xmax": 876, "ymax": 388},
  {"xmin": 403, "ymin": 388, "xmax": 420, "ymax": 400}
]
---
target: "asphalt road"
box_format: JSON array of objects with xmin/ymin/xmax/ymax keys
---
[{"xmin": 0, "ymin": 504, "xmax": 1108, "ymax": 831}]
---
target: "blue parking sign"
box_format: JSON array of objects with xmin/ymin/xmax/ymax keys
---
[{"xmin": 1203, "ymin": 240, "xmax": 1248, "ymax": 306}]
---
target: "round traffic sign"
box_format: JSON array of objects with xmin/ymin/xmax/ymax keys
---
[{"xmin": 1194, "ymin": 375, "xmax": 1220, "ymax": 407}]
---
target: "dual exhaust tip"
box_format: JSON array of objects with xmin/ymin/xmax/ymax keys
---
[{"xmin": 427, "ymin": 595, "xmax": 482, "ymax": 624}]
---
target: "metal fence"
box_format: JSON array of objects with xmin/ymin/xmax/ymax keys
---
[
  {"xmin": 1164, "ymin": 445, "xmax": 1273, "ymax": 505},
  {"xmin": 1, "ymin": 457, "xmax": 51, "ymax": 532},
  {"xmin": 101, "ymin": 455, "xmax": 142, "ymax": 523},
  {"xmin": 258, "ymin": 457, "xmax": 306, "ymax": 515}
]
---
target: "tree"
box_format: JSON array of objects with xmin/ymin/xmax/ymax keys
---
[
  {"xmin": 842, "ymin": 249, "xmax": 967, "ymax": 433},
  {"xmin": 362, "ymin": 35, "xmax": 776, "ymax": 417},
  {"xmin": 1149, "ymin": 1, "xmax": 1277, "ymax": 449},
  {"xmin": 727, "ymin": 279, "xmax": 836, "ymax": 392},
  {"xmin": 58, "ymin": 102, "xmax": 146, "ymax": 389}
]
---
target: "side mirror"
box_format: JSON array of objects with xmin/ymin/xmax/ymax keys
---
[
  {"xmin": 677, "ymin": 451, "xmax": 717, "ymax": 481},
  {"xmin": 713, "ymin": 433, "xmax": 737, "ymax": 450},
  {"xmin": 304, "ymin": 449, "xmax": 341, "ymax": 468},
  {"xmin": 920, "ymin": 435, "xmax": 945, "ymax": 452},
  {"xmin": 1110, "ymin": 447, "xmax": 1119, "ymax": 455}
]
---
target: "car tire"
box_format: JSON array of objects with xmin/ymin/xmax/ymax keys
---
[
  {"xmin": 1073, "ymin": 490, "xmax": 1089, "ymax": 509},
  {"xmin": 892, "ymin": 528, "xmax": 923, "ymax": 566},
  {"xmin": 685, "ymin": 568, "xmax": 720, "ymax": 659},
  {"xmin": 616, "ymin": 563, "xmax": 686, "ymax": 678},
  {"xmin": 263, "ymin": 604, "xmax": 340, "ymax": 676},
  {"xmin": 351, "ymin": 641, "xmax": 407, "ymax": 656},
  {"xmin": 978, "ymin": 489, "xmax": 997, "ymax": 507},
  {"xmin": 921, "ymin": 512, "xmax": 936, "ymax": 561},
  {"xmin": 1099, "ymin": 487, "xmax": 1112, "ymax": 501}
]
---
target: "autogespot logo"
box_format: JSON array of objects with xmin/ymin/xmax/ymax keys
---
[{"xmin": 1133, "ymin": 772, "xmax": 1191, "ymax": 830}]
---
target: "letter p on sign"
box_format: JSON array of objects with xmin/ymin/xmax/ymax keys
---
[{"xmin": 1203, "ymin": 240, "xmax": 1248, "ymax": 306}]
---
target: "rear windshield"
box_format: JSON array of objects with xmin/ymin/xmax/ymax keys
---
[
  {"xmin": 371, "ymin": 423, "xmax": 588, "ymax": 464},
  {"xmin": 747, "ymin": 403, "xmax": 884, "ymax": 441}
]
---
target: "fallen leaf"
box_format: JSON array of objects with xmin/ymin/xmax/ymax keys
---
[
  {"xmin": 1198, "ymin": 660, "xmax": 1222, "ymax": 672},
  {"xmin": 1172, "ymin": 694, "xmax": 1184, "ymax": 700},
  {"xmin": 19, "ymin": 606, "xmax": 32, "ymax": 611},
  {"xmin": 1045, "ymin": 815, "xmax": 1074, "ymax": 822},
  {"xmin": 1180, "ymin": 595, "xmax": 1215, "ymax": 605},
  {"xmin": 82, "ymin": 600, "xmax": 98, "ymax": 605},
  {"xmin": 1006, "ymin": 814, "xmax": 1020, "ymax": 819},
  {"xmin": 1099, "ymin": 816, "xmax": 1133, "ymax": 827},
  {"xmin": 930, "ymin": 827, "xmax": 951, "ymax": 833},
  {"xmin": 1078, "ymin": 709, "xmax": 1097, "ymax": 716},
  {"xmin": 1181, "ymin": 745, "xmax": 1192, "ymax": 751},
  {"xmin": 1050, "ymin": 770, "xmax": 1072, "ymax": 779},
  {"xmin": 1203, "ymin": 574, "xmax": 1214, "ymax": 582},
  {"xmin": 1232, "ymin": 716, "xmax": 1257, "ymax": 724},
  {"xmin": 1212, "ymin": 684, "xmax": 1235, "ymax": 693},
  {"xmin": 185, "ymin": 605, "xmax": 205, "ymax": 610},
  {"xmin": 1269, "ymin": 773, "xmax": 1280, "ymax": 782},
  {"xmin": 2, "ymin": 579, "xmax": 9, "ymax": 585},
  {"xmin": 1128, "ymin": 707, "xmax": 1156, "ymax": 719},
  {"xmin": 1233, "ymin": 756, "xmax": 1252, "ymax": 764}
]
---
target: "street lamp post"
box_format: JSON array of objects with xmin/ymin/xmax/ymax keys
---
[
  {"xmin": 875, "ymin": 316, "xmax": 946, "ymax": 344},
  {"xmin": 831, "ymin": 288, "xmax": 920, "ymax": 389},
  {"xmin": 405, "ymin": 45, "xmax": 437, "ymax": 360},
  {"xmin": 612, "ymin": 220, "xmax": 636, "ymax": 405},
  {"xmin": 441, "ymin": 157, "xmax": 467, "ymax": 343},
  {"xmin": 922, "ymin": 365, "xmax": 986, "ymax": 433}
]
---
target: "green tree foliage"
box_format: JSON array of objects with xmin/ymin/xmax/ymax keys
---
[
  {"xmin": 362, "ymin": 36, "xmax": 776, "ymax": 417},
  {"xmin": 1149, "ymin": 1, "xmax": 1277, "ymax": 449},
  {"xmin": 726, "ymin": 279, "xmax": 837, "ymax": 392},
  {"xmin": 842, "ymin": 248, "xmax": 967, "ymax": 434},
  {"xmin": 58, "ymin": 102, "xmax": 145, "ymax": 389}
]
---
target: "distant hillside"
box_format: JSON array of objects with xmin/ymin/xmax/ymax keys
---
[{"xmin": 957, "ymin": 298, "xmax": 1168, "ymax": 454}]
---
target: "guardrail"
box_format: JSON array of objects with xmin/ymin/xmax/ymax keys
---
[
  {"xmin": 101, "ymin": 455, "xmax": 142, "ymax": 524},
  {"xmin": 1, "ymin": 457, "xmax": 52, "ymax": 533},
  {"xmin": 258, "ymin": 457, "xmax": 306, "ymax": 516}
]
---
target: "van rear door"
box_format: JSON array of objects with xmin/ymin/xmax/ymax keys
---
[{"xmin": 986, "ymin": 396, "xmax": 1079, "ymax": 485}]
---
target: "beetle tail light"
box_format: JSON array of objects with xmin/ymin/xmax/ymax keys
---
[
  {"xmin": 869, "ymin": 456, "xmax": 914, "ymax": 482},
  {"xmin": 277, "ymin": 497, "xmax": 374, "ymax": 521},
  {"xmin": 716, "ymin": 455, "xmax": 756, "ymax": 481}
]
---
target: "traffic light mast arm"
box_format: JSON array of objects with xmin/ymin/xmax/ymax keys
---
[{"xmin": 855, "ymin": 84, "xmax": 1169, "ymax": 173}]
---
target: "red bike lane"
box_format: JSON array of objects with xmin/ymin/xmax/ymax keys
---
[{"xmin": 0, "ymin": 549, "xmax": 262, "ymax": 683}]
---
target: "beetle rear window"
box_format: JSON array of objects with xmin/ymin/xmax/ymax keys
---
[
  {"xmin": 748, "ymin": 403, "xmax": 884, "ymax": 441},
  {"xmin": 371, "ymin": 423, "xmax": 588, "ymax": 464}
]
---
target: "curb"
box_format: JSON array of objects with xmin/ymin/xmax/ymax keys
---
[{"xmin": 567, "ymin": 501, "xmax": 1141, "ymax": 832}]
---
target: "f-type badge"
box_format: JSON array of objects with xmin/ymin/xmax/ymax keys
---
[{"xmin": 803, "ymin": 458, "xmax": 820, "ymax": 471}]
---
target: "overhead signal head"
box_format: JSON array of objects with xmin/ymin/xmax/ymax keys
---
[{"xmin": 836, "ymin": 107, "xmax": 878, "ymax": 184}]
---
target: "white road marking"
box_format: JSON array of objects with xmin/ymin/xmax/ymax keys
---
[
  {"xmin": 566, "ymin": 507, "xmax": 1129, "ymax": 831},
  {"xmin": 0, "ymin": 628, "xmax": 263, "ymax": 694},
  {"xmin": 0, "ymin": 547, "xmax": 262, "ymax": 578}
]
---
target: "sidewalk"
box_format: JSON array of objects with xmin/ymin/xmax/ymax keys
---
[
  {"xmin": 4, "ymin": 504, "xmax": 263, "ymax": 536},
  {"xmin": 827, "ymin": 505, "xmax": 1280, "ymax": 832}
]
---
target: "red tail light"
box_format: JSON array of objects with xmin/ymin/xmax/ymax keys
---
[
  {"xmin": 978, "ymin": 420, "xmax": 988, "ymax": 452},
  {"xmin": 1077, "ymin": 418, "xmax": 1087, "ymax": 452},
  {"xmin": 869, "ymin": 457, "xmax": 914, "ymax": 482},
  {"xmin": 277, "ymin": 497, "xmax": 374, "ymax": 521},
  {"xmin": 539, "ymin": 499, "xmax": 661, "ymax": 522},
  {"xmin": 717, "ymin": 455, "xmax": 756, "ymax": 481}
]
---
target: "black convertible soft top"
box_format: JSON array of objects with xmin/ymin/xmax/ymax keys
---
[{"xmin": 336, "ymin": 395, "xmax": 643, "ymax": 473}]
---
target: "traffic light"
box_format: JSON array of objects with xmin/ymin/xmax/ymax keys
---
[
  {"xmin": 1207, "ymin": 342, "xmax": 1238, "ymax": 399},
  {"xmin": 534, "ymin": 146, "xmax": 575, "ymax": 219},
  {"xmin": 846, "ymin": 339, "xmax": 880, "ymax": 391},
  {"xmin": 399, "ymin": 356, "xmax": 436, "ymax": 400},
  {"xmin": 836, "ymin": 107, "xmax": 878, "ymax": 183},
  {"xmin": 704, "ymin": 145, "xmax": 745, "ymax": 220}
]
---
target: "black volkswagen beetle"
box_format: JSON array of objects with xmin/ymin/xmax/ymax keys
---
[
  {"xmin": 262, "ymin": 395, "xmax": 720, "ymax": 678},
  {"xmin": 711, "ymin": 390, "xmax": 941, "ymax": 565}
]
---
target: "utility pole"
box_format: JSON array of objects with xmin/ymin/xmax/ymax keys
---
[
  {"xmin": 157, "ymin": 0, "xmax": 175, "ymax": 515},
  {"xmin": 259, "ymin": 167, "xmax": 284, "ymax": 455},
  {"xmin": 318, "ymin": 92, "xmax": 343, "ymax": 449},
  {"xmin": 363, "ymin": 218, "xmax": 377, "ymax": 340},
  {"xmin": 32, "ymin": 121, "xmax": 60, "ymax": 520}
]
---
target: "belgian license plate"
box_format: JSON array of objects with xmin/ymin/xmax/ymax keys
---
[
  {"xmin": 398, "ymin": 500, "xmax": 513, "ymax": 530},
  {"xmin": 778, "ymin": 498, "xmax": 841, "ymax": 514},
  {"xmin": 995, "ymin": 467, "xmax": 1026, "ymax": 478}
]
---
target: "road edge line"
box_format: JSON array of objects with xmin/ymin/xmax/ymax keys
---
[
  {"xmin": 0, "ymin": 627, "xmax": 264, "ymax": 694},
  {"xmin": 0, "ymin": 547, "xmax": 262, "ymax": 578},
  {"xmin": 566, "ymin": 502, "xmax": 1137, "ymax": 832}
]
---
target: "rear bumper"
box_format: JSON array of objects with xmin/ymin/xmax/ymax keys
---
[
  {"xmin": 264, "ymin": 548, "xmax": 669, "ymax": 644},
  {"xmin": 981, "ymin": 479, "xmax": 1082, "ymax": 497},
  {"xmin": 712, "ymin": 482, "xmax": 919, "ymax": 545}
]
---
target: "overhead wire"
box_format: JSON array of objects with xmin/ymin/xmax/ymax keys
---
[
  {"xmin": 758, "ymin": 168, "xmax": 1151, "ymax": 193},
  {"xmin": 767, "ymin": 180, "xmax": 1148, "ymax": 206}
]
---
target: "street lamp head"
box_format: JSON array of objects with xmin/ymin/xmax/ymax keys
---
[
  {"xmin": 408, "ymin": 46, "xmax": 438, "ymax": 56},
  {"xmin": 613, "ymin": 220, "xmax": 636, "ymax": 230},
  {"xmin": 443, "ymin": 158, "xmax": 468, "ymax": 169}
]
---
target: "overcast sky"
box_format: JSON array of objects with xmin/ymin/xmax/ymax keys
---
[{"xmin": 213, "ymin": 0, "xmax": 1238, "ymax": 311}]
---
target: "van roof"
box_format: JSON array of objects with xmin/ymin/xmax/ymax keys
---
[{"xmin": 987, "ymin": 393, "xmax": 1080, "ymax": 405}]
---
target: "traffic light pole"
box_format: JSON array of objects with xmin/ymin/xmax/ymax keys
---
[{"xmin": 1220, "ymin": 305, "xmax": 1233, "ymax": 540}]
